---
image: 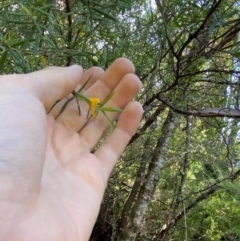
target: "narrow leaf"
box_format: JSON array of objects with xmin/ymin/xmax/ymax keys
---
[
  {"xmin": 38, "ymin": 3, "xmax": 55, "ymax": 10},
  {"xmin": 92, "ymin": 7, "xmax": 118, "ymax": 22},
  {"xmin": 73, "ymin": 91, "xmax": 90, "ymax": 103},
  {"xmin": 77, "ymin": 73, "xmax": 93, "ymax": 92},
  {"xmin": 59, "ymin": 96, "xmax": 75, "ymax": 114},
  {"xmin": 6, "ymin": 20, "xmax": 33, "ymax": 24},
  {"xmin": 0, "ymin": 50, "xmax": 8, "ymax": 70},
  {"xmin": 34, "ymin": 0, "xmax": 47, "ymax": 7},
  {"xmin": 76, "ymin": 98, "xmax": 81, "ymax": 116},
  {"xmin": 101, "ymin": 107, "xmax": 122, "ymax": 113},
  {"xmin": 101, "ymin": 110, "xmax": 114, "ymax": 131},
  {"xmin": 87, "ymin": 107, "xmax": 91, "ymax": 119},
  {"xmin": 11, "ymin": 39, "xmax": 34, "ymax": 47},
  {"xmin": 100, "ymin": 92, "xmax": 114, "ymax": 107},
  {"xmin": 47, "ymin": 99, "xmax": 61, "ymax": 114}
]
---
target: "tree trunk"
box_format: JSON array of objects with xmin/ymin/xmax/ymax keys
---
[
  {"xmin": 117, "ymin": 110, "xmax": 179, "ymax": 241},
  {"xmin": 119, "ymin": 131, "xmax": 153, "ymax": 230}
]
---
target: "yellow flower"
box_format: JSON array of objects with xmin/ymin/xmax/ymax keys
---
[{"xmin": 89, "ymin": 97, "xmax": 100, "ymax": 117}]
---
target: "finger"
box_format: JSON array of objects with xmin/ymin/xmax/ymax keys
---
[
  {"xmin": 78, "ymin": 74, "xmax": 141, "ymax": 151},
  {"xmin": 100, "ymin": 57, "xmax": 135, "ymax": 89},
  {"xmin": 24, "ymin": 65, "xmax": 83, "ymax": 109},
  {"xmin": 82, "ymin": 58, "xmax": 136, "ymax": 103},
  {"xmin": 57, "ymin": 58, "xmax": 135, "ymax": 132},
  {"xmin": 95, "ymin": 101, "xmax": 143, "ymax": 179},
  {"xmin": 77, "ymin": 67, "xmax": 104, "ymax": 90},
  {"xmin": 48, "ymin": 67, "xmax": 104, "ymax": 118}
]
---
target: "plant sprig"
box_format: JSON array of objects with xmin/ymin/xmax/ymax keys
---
[{"xmin": 48, "ymin": 75, "xmax": 122, "ymax": 131}]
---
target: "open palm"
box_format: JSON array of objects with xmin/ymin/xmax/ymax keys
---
[{"xmin": 0, "ymin": 58, "xmax": 143, "ymax": 241}]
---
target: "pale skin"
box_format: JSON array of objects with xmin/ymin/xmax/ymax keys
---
[{"xmin": 0, "ymin": 58, "xmax": 143, "ymax": 241}]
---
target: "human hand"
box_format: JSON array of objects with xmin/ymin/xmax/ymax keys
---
[{"xmin": 0, "ymin": 58, "xmax": 143, "ymax": 241}]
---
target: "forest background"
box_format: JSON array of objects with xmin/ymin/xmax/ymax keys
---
[{"xmin": 1, "ymin": 0, "xmax": 240, "ymax": 240}]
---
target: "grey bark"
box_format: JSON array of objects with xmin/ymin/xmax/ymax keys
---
[
  {"xmin": 119, "ymin": 130, "xmax": 154, "ymax": 231},
  {"xmin": 118, "ymin": 110, "xmax": 179, "ymax": 241},
  {"xmin": 173, "ymin": 115, "xmax": 190, "ymax": 212}
]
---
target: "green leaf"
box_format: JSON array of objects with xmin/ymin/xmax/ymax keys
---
[
  {"xmin": 39, "ymin": 4, "xmax": 55, "ymax": 11},
  {"xmin": 101, "ymin": 110, "xmax": 114, "ymax": 131},
  {"xmin": 100, "ymin": 92, "xmax": 114, "ymax": 107},
  {"xmin": 91, "ymin": 15, "xmax": 103, "ymax": 21},
  {"xmin": 77, "ymin": 74, "xmax": 93, "ymax": 92},
  {"xmin": 6, "ymin": 20, "xmax": 33, "ymax": 24},
  {"xmin": 76, "ymin": 98, "xmax": 81, "ymax": 116},
  {"xmin": 0, "ymin": 50, "xmax": 8, "ymax": 71},
  {"xmin": 209, "ymin": 22, "xmax": 217, "ymax": 36},
  {"xmin": 84, "ymin": 55, "xmax": 98, "ymax": 65},
  {"xmin": 5, "ymin": 12, "xmax": 28, "ymax": 16},
  {"xmin": 101, "ymin": 107, "xmax": 122, "ymax": 113},
  {"xmin": 79, "ymin": 0, "xmax": 87, "ymax": 4},
  {"xmin": 10, "ymin": 39, "xmax": 35, "ymax": 47},
  {"xmin": 92, "ymin": 7, "xmax": 118, "ymax": 22},
  {"xmin": 231, "ymin": 52, "xmax": 240, "ymax": 59},
  {"xmin": 35, "ymin": 8, "xmax": 52, "ymax": 17},
  {"xmin": 33, "ymin": 0, "xmax": 47, "ymax": 7},
  {"xmin": 33, "ymin": 34, "xmax": 40, "ymax": 53},
  {"xmin": 73, "ymin": 92, "xmax": 90, "ymax": 104},
  {"xmin": 87, "ymin": 107, "xmax": 91, "ymax": 119},
  {"xmin": 230, "ymin": 47, "xmax": 240, "ymax": 59},
  {"xmin": 59, "ymin": 96, "xmax": 75, "ymax": 115},
  {"xmin": 22, "ymin": 27, "xmax": 35, "ymax": 49},
  {"xmin": 47, "ymin": 100, "xmax": 60, "ymax": 114},
  {"xmin": 47, "ymin": 25, "xmax": 58, "ymax": 47},
  {"xmin": 223, "ymin": 9, "xmax": 239, "ymax": 19},
  {"xmin": 19, "ymin": 3, "xmax": 31, "ymax": 15},
  {"xmin": 63, "ymin": 50, "xmax": 95, "ymax": 57}
]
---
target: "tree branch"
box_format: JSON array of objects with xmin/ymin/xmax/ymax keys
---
[
  {"xmin": 177, "ymin": 0, "xmax": 224, "ymax": 58},
  {"xmin": 158, "ymin": 96, "xmax": 240, "ymax": 118},
  {"xmin": 179, "ymin": 69, "xmax": 240, "ymax": 78},
  {"xmin": 129, "ymin": 104, "xmax": 166, "ymax": 144},
  {"xmin": 65, "ymin": 0, "xmax": 73, "ymax": 66}
]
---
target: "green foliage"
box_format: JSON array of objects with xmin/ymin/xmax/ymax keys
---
[
  {"xmin": 177, "ymin": 192, "xmax": 240, "ymax": 241},
  {"xmin": 1, "ymin": 0, "xmax": 240, "ymax": 240}
]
